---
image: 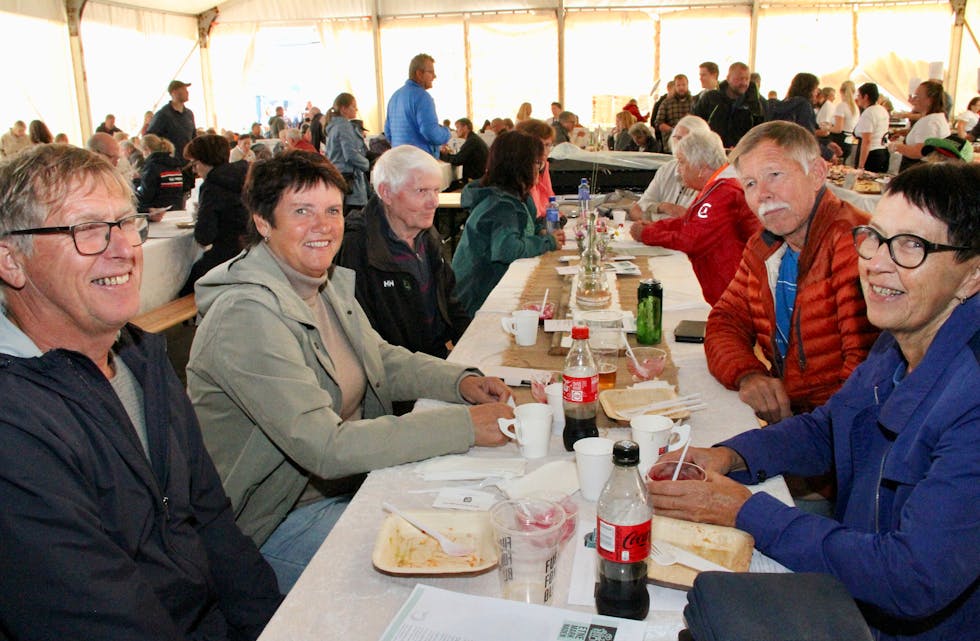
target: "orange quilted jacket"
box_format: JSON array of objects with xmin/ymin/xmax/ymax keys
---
[{"xmin": 705, "ymin": 188, "xmax": 880, "ymax": 414}]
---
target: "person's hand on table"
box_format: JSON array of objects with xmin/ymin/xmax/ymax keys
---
[
  {"xmin": 147, "ymin": 207, "xmax": 170, "ymax": 222},
  {"xmin": 549, "ymin": 229, "xmax": 566, "ymax": 248},
  {"xmin": 655, "ymin": 445, "xmax": 746, "ymax": 475},
  {"xmin": 737, "ymin": 372, "xmax": 792, "ymax": 424},
  {"xmin": 468, "ymin": 403, "xmax": 514, "ymax": 447},
  {"xmin": 628, "ymin": 203, "xmax": 644, "ymax": 221},
  {"xmin": 657, "ymin": 202, "xmax": 687, "ymax": 218},
  {"xmin": 460, "ymin": 375, "xmax": 512, "ymax": 404},
  {"xmin": 629, "ymin": 221, "xmax": 647, "ymax": 242},
  {"xmin": 646, "ymin": 470, "xmax": 752, "ymax": 527}
]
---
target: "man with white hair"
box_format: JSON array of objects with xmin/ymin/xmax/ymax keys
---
[
  {"xmin": 1, "ymin": 121, "xmax": 30, "ymax": 158},
  {"xmin": 0, "ymin": 144, "xmax": 281, "ymax": 638},
  {"xmin": 283, "ymin": 127, "xmax": 317, "ymax": 153},
  {"xmin": 706, "ymin": 121, "xmax": 878, "ymax": 426},
  {"xmin": 630, "ymin": 128, "xmax": 760, "ymax": 305},
  {"xmin": 630, "ymin": 115, "xmax": 709, "ymax": 221},
  {"xmin": 335, "ymin": 145, "xmax": 471, "ymax": 359}
]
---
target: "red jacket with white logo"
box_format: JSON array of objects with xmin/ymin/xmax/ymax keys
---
[{"xmin": 639, "ymin": 176, "xmax": 760, "ymax": 305}]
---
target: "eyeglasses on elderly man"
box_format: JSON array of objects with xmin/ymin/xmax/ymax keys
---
[{"xmin": 4, "ymin": 213, "xmax": 149, "ymax": 256}]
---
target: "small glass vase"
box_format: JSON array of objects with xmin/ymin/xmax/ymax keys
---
[{"xmin": 576, "ymin": 211, "xmax": 611, "ymax": 309}]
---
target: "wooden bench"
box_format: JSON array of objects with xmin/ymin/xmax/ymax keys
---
[{"xmin": 132, "ymin": 294, "xmax": 197, "ymax": 333}]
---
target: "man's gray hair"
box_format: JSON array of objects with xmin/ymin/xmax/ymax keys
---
[
  {"xmin": 674, "ymin": 129, "xmax": 726, "ymax": 170},
  {"xmin": 409, "ymin": 53, "xmax": 435, "ymax": 80},
  {"xmin": 673, "ymin": 115, "xmax": 710, "ymax": 135},
  {"xmin": 283, "ymin": 128, "xmax": 302, "ymax": 143},
  {"xmin": 0, "ymin": 145, "xmax": 133, "ymax": 303},
  {"xmin": 728, "ymin": 120, "xmax": 820, "ymax": 175},
  {"xmin": 372, "ymin": 144, "xmax": 442, "ymax": 193}
]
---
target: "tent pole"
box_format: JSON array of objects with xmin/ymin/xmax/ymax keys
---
[
  {"xmin": 198, "ymin": 9, "xmax": 219, "ymax": 131},
  {"xmin": 557, "ymin": 2, "xmax": 565, "ymax": 108},
  {"xmin": 373, "ymin": 0, "xmax": 385, "ymax": 134},
  {"xmin": 66, "ymin": 0, "xmax": 93, "ymax": 142}
]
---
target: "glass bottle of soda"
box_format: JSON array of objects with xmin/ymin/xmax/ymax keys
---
[
  {"xmin": 562, "ymin": 325, "xmax": 599, "ymax": 451},
  {"xmin": 595, "ymin": 440, "xmax": 651, "ymax": 620}
]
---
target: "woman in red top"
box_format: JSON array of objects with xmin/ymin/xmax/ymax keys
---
[
  {"xmin": 630, "ymin": 128, "xmax": 760, "ymax": 305},
  {"xmin": 515, "ymin": 119, "xmax": 556, "ymax": 218}
]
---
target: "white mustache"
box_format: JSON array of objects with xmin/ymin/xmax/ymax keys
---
[{"xmin": 757, "ymin": 201, "xmax": 791, "ymax": 216}]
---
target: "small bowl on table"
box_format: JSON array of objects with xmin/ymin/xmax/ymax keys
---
[
  {"xmin": 523, "ymin": 302, "xmax": 556, "ymax": 323},
  {"xmin": 627, "ymin": 347, "xmax": 667, "ymax": 381}
]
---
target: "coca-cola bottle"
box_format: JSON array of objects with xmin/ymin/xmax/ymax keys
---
[
  {"xmin": 595, "ymin": 440, "xmax": 651, "ymax": 620},
  {"xmin": 562, "ymin": 325, "xmax": 599, "ymax": 451}
]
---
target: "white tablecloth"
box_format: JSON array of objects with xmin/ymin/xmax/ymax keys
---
[
  {"xmin": 139, "ymin": 211, "xmax": 201, "ymax": 313},
  {"xmin": 258, "ymin": 246, "xmax": 781, "ymax": 641},
  {"xmin": 826, "ymin": 182, "xmax": 881, "ymax": 214}
]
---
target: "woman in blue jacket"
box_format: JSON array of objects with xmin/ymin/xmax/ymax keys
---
[
  {"xmin": 324, "ymin": 92, "xmax": 370, "ymax": 214},
  {"xmin": 451, "ymin": 131, "xmax": 565, "ymax": 316},
  {"xmin": 647, "ymin": 162, "xmax": 980, "ymax": 641}
]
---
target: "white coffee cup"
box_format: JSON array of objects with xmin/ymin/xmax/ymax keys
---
[
  {"xmin": 629, "ymin": 415, "xmax": 691, "ymax": 475},
  {"xmin": 573, "ymin": 437, "xmax": 615, "ymax": 501},
  {"xmin": 501, "ymin": 309, "xmax": 540, "ymax": 346},
  {"xmin": 498, "ymin": 403, "xmax": 553, "ymax": 459},
  {"xmin": 611, "ymin": 209, "xmax": 627, "ymax": 226},
  {"xmin": 544, "ymin": 382, "xmax": 565, "ymax": 435}
]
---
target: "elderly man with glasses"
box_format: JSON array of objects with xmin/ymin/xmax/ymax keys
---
[{"xmin": 0, "ymin": 144, "xmax": 281, "ymax": 639}]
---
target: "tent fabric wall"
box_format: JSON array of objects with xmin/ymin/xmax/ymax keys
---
[
  {"xmin": 0, "ymin": 1, "xmax": 80, "ymax": 144},
  {"xmin": 1, "ymin": 0, "xmax": 977, "ymax": 150},
  {"xmin": 81, "ymin": 2, "xmax": 202, "ymax": 137}
]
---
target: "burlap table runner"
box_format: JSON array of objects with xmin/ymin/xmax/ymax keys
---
[{"xmin": 502, "ymin": 251, "xmax": 679, "ymax": 426}]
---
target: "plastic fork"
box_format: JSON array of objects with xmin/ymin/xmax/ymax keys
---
[
  {"xmin": 649, "ymin": 540, "xmax": 730, "ymax": 573},
  {"xmin": 381, "ymin": 502, "xmax": 474, "ymax": 557}
]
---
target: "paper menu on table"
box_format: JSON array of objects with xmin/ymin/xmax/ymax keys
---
[{"xmin": 379, "ymin": 584, "xmax": 648, "ymax": 641}]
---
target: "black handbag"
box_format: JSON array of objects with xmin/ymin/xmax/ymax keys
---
[{"xmin": 681, "ymin": 572, "xmax": 874, "ymax": 641}]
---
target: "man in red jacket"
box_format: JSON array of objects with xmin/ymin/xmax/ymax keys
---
[
  {"xmin": 706, "ymin": 121, "xmax": 878, "ymax": 425},
  {"xmin": 630, "ymin": 128, "xmax": 760, "ymax": 305}
]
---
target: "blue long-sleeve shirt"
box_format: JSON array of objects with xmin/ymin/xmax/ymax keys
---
[{"xmin": 384, "ymin": 79, "xmax": 450, "ymax": 157}]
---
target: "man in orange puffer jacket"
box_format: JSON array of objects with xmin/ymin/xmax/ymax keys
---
[{"xmin": 707, "ymin": 121, "xmax": 879, "ymax": 425}]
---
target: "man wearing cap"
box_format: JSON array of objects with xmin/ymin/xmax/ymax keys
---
[
  {"xmin": 147, "ymin": 80, "xmax": 196, "ymax": 205},
  {"xmin": 921, "ymin": 134, "xmax": 974, "ymax": 163},
  {"xmin": 384, "ymin": 53, "xmax": 451, "ymax": 157}
]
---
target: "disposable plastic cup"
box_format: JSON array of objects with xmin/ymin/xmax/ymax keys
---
[{"xmin": 490, "ymin": 498, "xmax": 565, "ymax": 604}]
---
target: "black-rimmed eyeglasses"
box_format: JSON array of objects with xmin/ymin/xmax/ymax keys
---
[
  {"xmin": 5, "ymin": 214, "xmax": 149, "ymax": 256},
  {"xmin": 852, "ymin": 225, "xmax": 969, "ymax": 269}
]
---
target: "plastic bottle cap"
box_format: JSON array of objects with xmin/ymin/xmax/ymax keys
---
[
  {"xmin": 612, "ymin": 440, "xmax": 640, "ymax": 465},
  {"xmin": 570, "ymin": 325, "xmax": 589, "ymax": 340}
]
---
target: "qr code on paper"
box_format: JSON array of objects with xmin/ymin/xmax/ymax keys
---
[{"xmin": 557, "ymin": 621, "xmax": 618, "ymax": 641}]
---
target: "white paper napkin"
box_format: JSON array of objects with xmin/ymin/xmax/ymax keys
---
[
  {"xmin": 498, "ymin": 459, "xmax": 579, "ymax": 498},
  {"xmin": 415, "ymin": 455, "xmax": 527, "ymax": 481}
]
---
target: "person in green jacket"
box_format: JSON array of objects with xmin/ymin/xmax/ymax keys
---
[{"xmin": 451, "ymin": 130, "xmax": 565, "ymax": 315}]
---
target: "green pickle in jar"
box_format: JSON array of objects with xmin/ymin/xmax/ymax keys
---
[{"xmin": 636, "ymin": 279, "xmax": 662, "ymax": 345}]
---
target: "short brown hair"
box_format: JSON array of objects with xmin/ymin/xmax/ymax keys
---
[
  {"xmin": 183, "ymin": 134, "xmax": 229, "ymax": 168},
  {"xmin": 242, "ymin": 150, "xmax": 346, "ymax": 246},
  {"xmin": 515, "ymin": 118, "xmax": 554, "ymax": 142}
]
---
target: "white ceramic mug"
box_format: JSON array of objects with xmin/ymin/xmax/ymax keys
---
[
  {"xmin": 629, "ymin": 415, "xmax": 691, "ymax": 474},
  {"xmin": 501, "ymin": 309, "xmax": 540, "ymax": 346},
  {"xmin": 498, "ymin": 403, "xmax": 553, "ymax": 459}
]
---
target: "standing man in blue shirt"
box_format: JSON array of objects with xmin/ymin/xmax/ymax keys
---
[{"xmin": 384, "ymin": 53, "xmax": 451, "ymax": 157}]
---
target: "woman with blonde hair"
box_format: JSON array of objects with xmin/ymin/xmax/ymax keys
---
[
  {"xmin": 516, "ymin": 102, "xmax": 533, "ymax": 123},
  {"xmin": 831, "ymin": 80, "xmax": 859, "ymax": 162},
  {"xmin": 136, "ymin": 133, "xmax": 183, "ymax": 216},
  {"xmin": 608, "ymin": 110, "xmax": 637, "ymax": 150}
]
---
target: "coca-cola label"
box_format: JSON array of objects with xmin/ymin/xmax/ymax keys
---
[
  {"xmin": 596, "ymin": 517, "xmax": 651, "ymax": 562},
  {"xmin": 563, "ymin": 374, "xmax": 598, "ymax": 404}
]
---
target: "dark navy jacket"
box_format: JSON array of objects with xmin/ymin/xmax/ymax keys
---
[
  {"xmin": 724, "ymin": 297, "xmax": 980, "ymax": 641},
  {"xmin": 0, "ymin": 324, "xmax": 281, "ymax": 640}
]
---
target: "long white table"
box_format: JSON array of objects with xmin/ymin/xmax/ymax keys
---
[
  {"xmin": 257, "ymin": 244, "xmax": 781, "ymax": 640},
  {"xmin": 140, "ymin": 211, "xmax": 201, "ymax": 313}
]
